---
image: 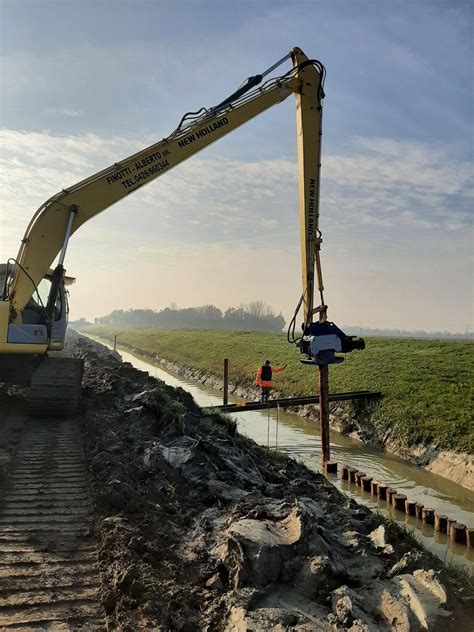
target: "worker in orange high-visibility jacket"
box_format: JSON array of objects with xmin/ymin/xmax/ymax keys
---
[{"xmin": 255, "ymin": 360, "xmax": 287, "ymax": 402}]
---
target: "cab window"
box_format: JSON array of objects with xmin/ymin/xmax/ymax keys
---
[{"xmin": 34, "ymin": 279, "xmax": 62, "ymax": 320}]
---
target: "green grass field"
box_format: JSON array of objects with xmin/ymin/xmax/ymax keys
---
[{"xmin": 83, "ymin": 326, "xmax": 473, "ymax": 453}]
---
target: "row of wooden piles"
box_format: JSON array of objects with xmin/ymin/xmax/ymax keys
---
[{"xmin": 329, "ymin": 463, "xmax": 474, "ymax": 547}]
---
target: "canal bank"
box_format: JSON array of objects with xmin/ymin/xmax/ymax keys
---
[
  {"xmin": 83, "ymin": 333, "xmax": 473, "ymax": 574},
  {"xmin": 85, "ymin": 327, "xmax": 474, "ymax": 491}
]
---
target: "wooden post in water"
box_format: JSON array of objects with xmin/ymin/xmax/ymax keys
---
[
  {"xmin": 223, "ymin": 358, "xmax": 229, "ymax": 405},
  {"xmin": 113, "ymin": 335, "xmax": 117, "ymax": 351},
  {"xmin": 467, "ymin": 528, "xmax": 474, "ymax": 548},
  {"xmin": 435, "ymin": 515, "xmax": 448, "ymax": 533},
  {"xmin": 422, "ymin": 507, "xmax": 435, "ymax": 525},
  {"xmin": 447, "ymin": 517, "xmax": 456, "ymax": 535},
  {"xmin": 362, "ymin": 476, "xmax": 373, "ymax": 492},
  {"xmin": 387, "ymin": 488, "xmax": 397, "ymax": 503},
  {"xmin": 450, "ymin": 523, "xmax": 467, "ymax": 545},
  {"xmin": 318, "ymin": 364, "xmax": 330, "ymax": 468},
  {"xmin": 393, "ymin": 494, "xmax": 407, "ymax": 511}
]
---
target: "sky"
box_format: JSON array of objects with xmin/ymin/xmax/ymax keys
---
[{"xmin": 0, "ymin": 0, "xmax": 472, "ymax": 332}]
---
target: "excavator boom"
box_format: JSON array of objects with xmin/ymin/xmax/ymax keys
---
[{"xmin": 8, "ymin": 65, "xmax": 309, "ymax": 319}]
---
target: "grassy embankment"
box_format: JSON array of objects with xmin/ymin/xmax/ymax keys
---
[{"xmin": 84, "ymin": 326, "xmax": 473, "ymax": 454}]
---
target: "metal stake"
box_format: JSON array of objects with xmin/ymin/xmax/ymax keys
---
[
  {"xmin": 319, "ymin": 363, "xmax": 330, "ymax": 468},
  {"xmin": 267, "ymin": 408, "xmax": 270, "ymax": 448},
  {"xmin": 223, "ymin": 358, "xmax": 229, "ymax": 405},
  {"xmin": 276, "ymin": 403, "xmax": 280, "ymax": 448}
]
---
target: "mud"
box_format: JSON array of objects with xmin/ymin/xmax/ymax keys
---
[
  {"xmin": 100, "ymin": 341, "xmax": 473, "ymax": 491},
  {"xmin": 58, "ymin": 334, "xmax": 473, "ymax": 631}
]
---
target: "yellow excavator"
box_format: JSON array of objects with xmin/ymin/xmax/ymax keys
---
[{"xmin": 0, "ymin": 47, "xmax": 364, "ymax": 415}]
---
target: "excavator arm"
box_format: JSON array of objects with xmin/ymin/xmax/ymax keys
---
[{"xmin": 288, "ymin": 52, "xmax": 365, "ymax": 365}]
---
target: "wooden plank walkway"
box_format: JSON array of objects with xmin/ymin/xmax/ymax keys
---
[{"xmin": 204, "ymin": 390, "xmax": 381, "ymax": 413}]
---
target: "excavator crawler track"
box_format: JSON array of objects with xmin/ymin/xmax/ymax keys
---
[
  {"xmin": 29, "ymin": 357, "xmax": 84, "ymax": 418},
  {"xmin": 0, "ymin": 415, "xmax": 104, "ymax": 630}
]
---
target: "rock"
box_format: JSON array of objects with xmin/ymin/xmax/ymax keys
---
[
  {"xmin": 222, "ymin": 508, "xmax": 304, "ymax": 587},
  {"xmin": 368, "ymin": 525, "xmax": 394, "ymax": 555}
]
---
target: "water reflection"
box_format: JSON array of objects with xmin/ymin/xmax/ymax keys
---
[{"xmin": 86, "ymin": 335, "xmax": 473, "ymax": 573}]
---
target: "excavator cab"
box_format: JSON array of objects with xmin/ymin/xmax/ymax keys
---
[
  {"xmin": 0, "ymin": 264, "xmax": 82, "ymax": 417},
  {"xmin": 27, "ymin": 271, "xmax": 74, "ymax": 351},
  {"xmin": 1, "ymin": 263, "xmax": 73, "ymax": 351}
]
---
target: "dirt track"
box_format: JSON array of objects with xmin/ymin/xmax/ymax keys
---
[{"xmin": 0, "ymin": 335, "xmax": 473, "ymax": 631}]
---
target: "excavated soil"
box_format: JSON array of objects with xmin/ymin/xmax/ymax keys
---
[{"xmin": 1, "ymin": 335, "xmax": 473, "ymax": 631}]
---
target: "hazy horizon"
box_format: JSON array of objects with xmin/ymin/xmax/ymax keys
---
[
  {"xmin": 1, "ymin": 1, "xmax": 472, "ymax": 334},
  {"xmin": 74, "ymin": 302, "xmax": 472, "ymax": 338}
]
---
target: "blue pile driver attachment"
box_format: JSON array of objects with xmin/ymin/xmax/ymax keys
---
[{"xmin": 299, "ymin": 321, "xmax": 365, "ymax": 365}]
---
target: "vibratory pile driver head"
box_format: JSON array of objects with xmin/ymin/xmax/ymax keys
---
[
  {"xmin": 288, "ymin": 302, "xmax": 365, "ymax": 367},
  {"xmin": 299, "ymin": 320, "xmax": 365, "ymax": 366}
]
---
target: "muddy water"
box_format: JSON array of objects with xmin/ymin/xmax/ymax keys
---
[{"xmin": 87, "ymin": 336, "xmax": 473, "ymax": 573}]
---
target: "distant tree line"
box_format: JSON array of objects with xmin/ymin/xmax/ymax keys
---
[
  {"xmin": 68, "ymin": 318, "xmax": 92, "ymax": 331},
  {"xmin": 94, "ymin": 301, "xmax": 286, "ymax": 332},
  {"xmin": 70, "ymin": 313, "xmax": 470, "ymax": 340}
]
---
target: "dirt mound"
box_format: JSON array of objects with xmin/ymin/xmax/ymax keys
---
[{"xmin": 68, "ymin": 334, "xmax": 473, "ymax": 631}]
